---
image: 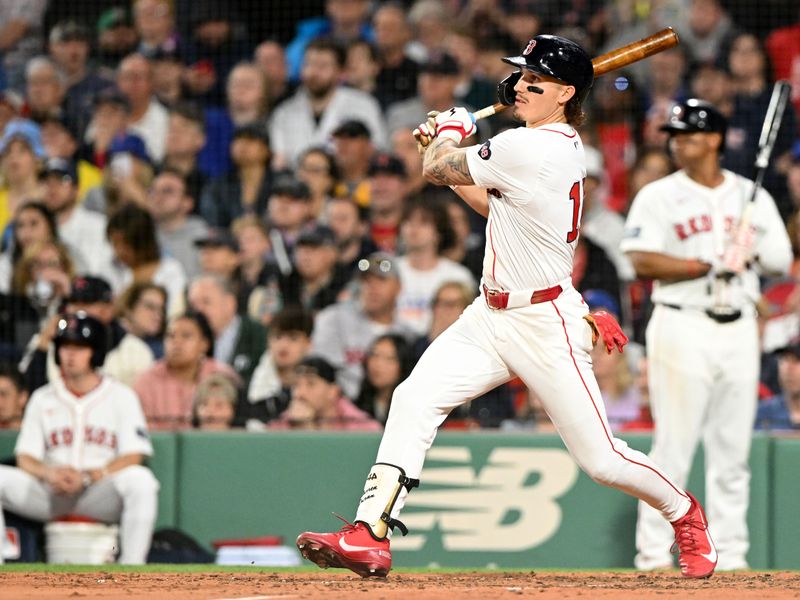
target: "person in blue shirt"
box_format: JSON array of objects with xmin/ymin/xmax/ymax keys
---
[{"xmin": 756, "ymin": 336, "xmax": 800, "ymax": 430}]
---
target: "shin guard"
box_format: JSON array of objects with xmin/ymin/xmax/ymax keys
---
[{"xmin": 355, "ymin": 463, "xmax": 419, "ymax": 539}]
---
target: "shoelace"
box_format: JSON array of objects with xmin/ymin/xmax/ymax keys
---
[
  {"xmin": 332, "ymin": 512, "xmax": 358, "ymax": 534},
  {"xmin": 670, "ymin": 517, "xmax": 704, "ymax": 556}
]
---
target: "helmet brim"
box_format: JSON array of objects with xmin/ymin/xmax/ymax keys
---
[{"xmin": 501, "ymin": 56, "xmax": 554, "ymax": 80}]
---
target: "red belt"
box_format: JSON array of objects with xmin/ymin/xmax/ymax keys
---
[{"xmin": 482, "ymin": 283, "xmax": 563, "ymax": 310}]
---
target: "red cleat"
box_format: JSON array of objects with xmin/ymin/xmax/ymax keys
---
[
  {"xmin": 671, "ymin": 492, "xmax": 718, "ymax": 579},
  {"xmin": 296, "ymin": 517, "xmax": 392, "ymax": 578}
]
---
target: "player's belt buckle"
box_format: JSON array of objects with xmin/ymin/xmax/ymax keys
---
[{"xmin": 483, "ymin": 285, "xmax": 509, "ymax": 310}]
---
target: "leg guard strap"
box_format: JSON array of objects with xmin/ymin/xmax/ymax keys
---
[{"xmin": 356, "ymin": 463, "xmax": 420, "ymax": 540}]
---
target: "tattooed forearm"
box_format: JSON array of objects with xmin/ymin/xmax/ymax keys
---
[{"xmin": 422, "ymin": 138, "xmax": 475, "ymax": 186}]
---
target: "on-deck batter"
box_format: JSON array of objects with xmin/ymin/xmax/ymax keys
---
[
  {"xmin": 296, "ymin": 35, "xmax": 717, "ymax": 580},
  {"xmin": 622, "ymin": 100, "xmax": 792, "ymax": 571},
  {"xmin": 0, "ymin": 312, "xmax": 159, "ymax": 564}
]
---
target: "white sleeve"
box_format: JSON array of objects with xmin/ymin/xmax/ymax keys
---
[
  {"xmin": 464, "ymin": 129, "xmax": 541, "ymax": 195},
  {"xmin": 116, "ymin": 386, "xmax": 154, "ymax": 457},
  {"xmin": 752, "ymin": 187, "xmax": 792, "ymax": 276},
  {"xmin": 14, "ymin": 393, "xmax": 45, "ymax": 461},
  {"xmin": 620, "ymin": 185, "xmax": 668, "ymax": 254}
]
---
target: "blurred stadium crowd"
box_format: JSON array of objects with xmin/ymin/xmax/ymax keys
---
[{"xmin": 0, "ymin": 0, "xmax": 799, "ymax": 433}]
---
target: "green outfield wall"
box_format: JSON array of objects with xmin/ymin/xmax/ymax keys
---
[{"xmin": 0, "ymin": 431, "xmax": 796, "ymax": 568}]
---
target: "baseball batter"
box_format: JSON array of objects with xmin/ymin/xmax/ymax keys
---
[
  {"xmin": 297, "ymin": 35, "xmax": 717, "ymax": 580},
  {"xmin": 622, "ymin": 100, "xmax": 792, "ymax": 571},
  {"xmin": 0, "ymin": 313, "xmax": 159, "ymax": 564}
]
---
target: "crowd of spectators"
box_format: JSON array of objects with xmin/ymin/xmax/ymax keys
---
[{"xmin": 0, "ymin": 0, "xmax": 799, "ymax": 435}]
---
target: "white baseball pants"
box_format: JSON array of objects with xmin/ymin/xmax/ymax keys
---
[
  {"xmin": 0, "ymin": 464, "xmax": 159, "ymax": 564},
  {"xmin": 636, "ymin": 305, "xmax": 758, "ymax": 571},
  {"xmin": 356, "ymin": 287, "xmax": 691, "ymax": 530}
]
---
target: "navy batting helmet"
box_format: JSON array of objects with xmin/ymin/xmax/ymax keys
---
[
  {"xmin": 501, "ymin": 35, "xmax": 594, "ymax": 102},
  {"xmin": 660, "ymin": 99, "xmax": 727, "ymax": 135},
  {"xmin": 54, "ymin": 312, "xmax": 108, "ymax": 368}
]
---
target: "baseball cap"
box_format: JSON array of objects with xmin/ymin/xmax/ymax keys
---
[
  {"xmin": 295, "ymin": 356, "xmax": 337, "ymax": 384},
  {"xmin": 777, "ymin": 334, "xmax": 800, "ymax": 358},
  {"xmin": 0, "ymin": 119, "xmax": 45, "ymax": 158},
  {"xmin": 93, "ymin": 87, "xmax": 130, "ymax": 112},
  {"xmin": 583, "ymin": 288, "xmax": 620, "ymax": 318},
  {"xmin": 108, "ymin": 133, "xmax": 151, "ymax": 164},
  {"xmin": 297, "ymin": 224, "xmax": 337, "ymax": 248},
  {"xmin": 42, "ymin": 157, "xmax": 79, "ymax": 184},
  {"xmin": 194, "ymin": 228, "xmax": 239, "ymax": 252},
  {"xmin": 50, "ymin": 21, "xmax": 91, "ymax": 44},
  {"xmin": 369, "ymin": 152, "xmax": 406, "ymax": 178},
  {"xmin": 232, "ymin": 122, "xmax": 270, "ymax": 145},
  {"xmin": 38, "ymin": 113, "xmax": 81, "ymax": 141},
  {"xmin": 68, "ymin": 276, "xmax": 113, "ymax": 304},
  {"xmin": 97, "ymin": 7, "xmax": 132, "ymax": 33},
  {"xmin": 271, "ymin": 173, "xmax": 311, "ymax": 200},
  {"xmin": 357, "ymin": 252, "xmax": 400, "ymax": 279},
  {"xmin": 332, "ymin": 120, "xmax": 371, "ymax": 140},
  {"xmin": 420, "ymin": 52, "xmax": 459, "ymax": 76}
]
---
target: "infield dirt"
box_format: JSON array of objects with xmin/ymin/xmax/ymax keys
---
[{"xmin": 0, "ymin": 570, "xmax": 799, "ymax": 599}]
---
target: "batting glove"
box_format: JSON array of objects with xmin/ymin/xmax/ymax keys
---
[
  {"xmin": 583, "ymin": 310, "xmax": 628, "ymax": 354},
  {"xmin": 434, "ymin": 107, "xmax": 477, "ymax": 144},
  {"xmin": 413, "ymin": 111, "xmax": 439, "ymax": 154}
]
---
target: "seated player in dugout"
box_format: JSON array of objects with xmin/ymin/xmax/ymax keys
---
[
  {"xmin": 296, "ymin": 35, "xmax": 718, "ymax": 580},
  {"xmin": 0, "ymin": 312, "xmax": 158, "ymax": 564}
]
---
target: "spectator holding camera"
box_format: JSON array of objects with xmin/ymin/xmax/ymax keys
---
[{"xmin": 20, "ymin": 275, "xmax": 155, "ymax": 392}]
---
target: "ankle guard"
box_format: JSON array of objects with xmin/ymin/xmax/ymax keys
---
[{"xmin": 356, "ymin": 463, "xmax": 419, "ymax": 540}]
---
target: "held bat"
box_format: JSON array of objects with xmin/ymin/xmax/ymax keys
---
[
  {"xmin": 472, "ymin": 28, "xmax": 681, "ymax": 121},
  {"xmin": 721, "ymin": 80, "xmax": 792, "ymax": 274}
]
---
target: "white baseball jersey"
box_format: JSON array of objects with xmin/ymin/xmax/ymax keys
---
[
  {"xmin": 15, "ymin": 375, "xmax": 153, "ymax": 471},
  {"xmin": 621, "ymin": 169, "xmax": 792, "ymax": 310},
  {"xmin": 465, "ymin": 123, "xmax": 587, "ymax": 291}
]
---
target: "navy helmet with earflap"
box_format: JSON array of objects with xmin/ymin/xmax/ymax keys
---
[
  {"xmin": 660, "ymin": 99, "xmax": 727, "ymax": 134},
  {"xmin": 54, "ymin": 311, "xmax": 108, "ymax": 368},
  {"xmin": 660, "ymin": 99, "xmax": 728, "ymax": 152},
  {"xmin": 497, "ymin": 35, "xmax": 595, "ymax": 106}
]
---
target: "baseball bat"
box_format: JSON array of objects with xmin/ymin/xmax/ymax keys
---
[
  {"xmin": 721, "ymin": 80, "xmax": 792, "ymax": 273},
  {"xmin": 472, "ymin": 28, "xmax": 680, "ymax": 121}
]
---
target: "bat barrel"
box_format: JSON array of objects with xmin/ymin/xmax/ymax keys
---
[{"xmin": 592, "ymin": 28, "xmax": 679, "ymax": 77}]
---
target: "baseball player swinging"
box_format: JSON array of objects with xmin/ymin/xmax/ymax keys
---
[
  {"xmin": 297, "ymin": 35, "xmax": 717, "ymax": 579},
  {"xmin": 0, "ymin": 312, "xmax": 159, "ymax": 564},
  {"xmin": 623, "ymin": 100, "xmax": 792, "ymax": 571}
]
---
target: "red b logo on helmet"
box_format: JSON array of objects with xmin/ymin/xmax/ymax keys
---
[{"xmin": 523, "ymin": 39, "xmax": 537, "ymax": 55}]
